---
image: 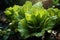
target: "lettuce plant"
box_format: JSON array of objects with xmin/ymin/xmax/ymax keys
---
[
  {"xmin": 0, "ymin": 1, "xmax": 60, "ymax": 40},
  {"xmin": 18, "ymin": 8, "xmax": 57, "ymax": 38}
]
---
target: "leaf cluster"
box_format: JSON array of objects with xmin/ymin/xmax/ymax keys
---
[{"xmin": 0, "ymin": 1, "xmax": 60, "ymax": 39}]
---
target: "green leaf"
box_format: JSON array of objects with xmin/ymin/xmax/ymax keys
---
[
  {"xmin": 32, "ymin": 1, "xmax": 43, "ymax": 9},
  {"xmin": 4, "ymin": 10, "xmax": 12, "ymax": 16},
  {"xmin": 23, "ymin": 1, "xmax": 32, "ymax": 12}
]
